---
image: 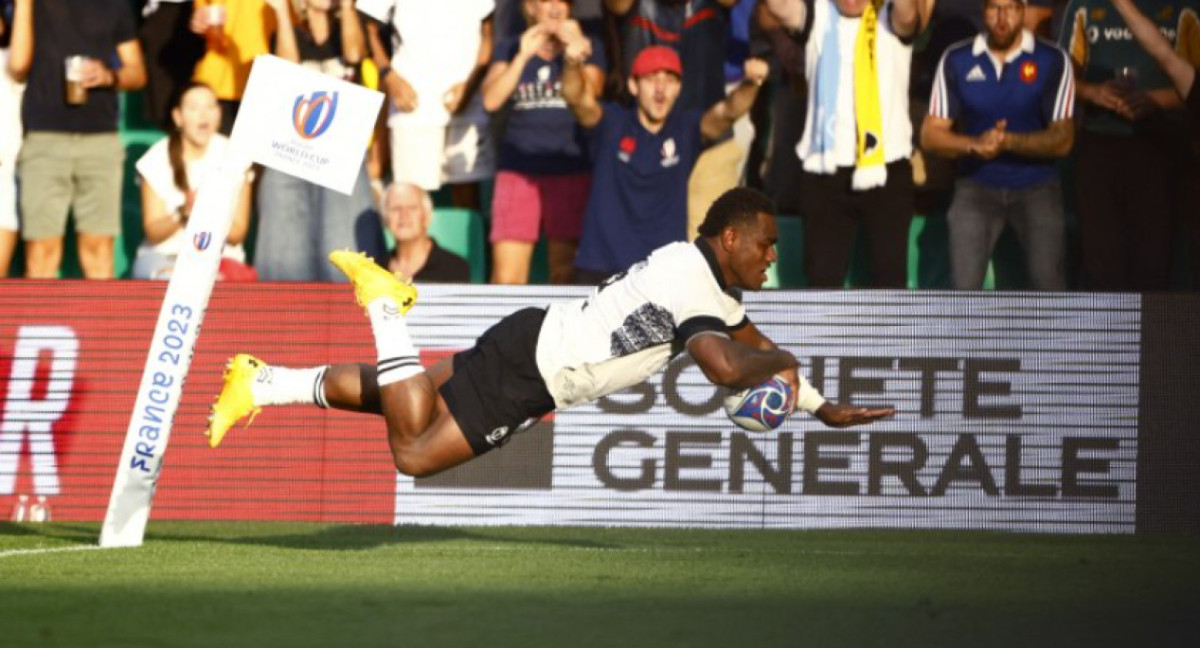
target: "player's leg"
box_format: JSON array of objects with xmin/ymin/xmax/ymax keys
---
[
  {"xmin": 327, "ymin": 249, "xmax": 477, "ymax": 475},
  {"xmin": 202, "ymin": 250, "xmax": 457, "ymax": 450}
]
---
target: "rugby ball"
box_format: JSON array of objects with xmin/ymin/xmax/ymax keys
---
[{"xmin": 723, "ymin": 375, "xmax": 795, "ymax": 432}]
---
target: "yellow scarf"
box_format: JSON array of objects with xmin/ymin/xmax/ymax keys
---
[{"xmin": 852, "ymin": 0, "xmax": 887, "ymax": 189}]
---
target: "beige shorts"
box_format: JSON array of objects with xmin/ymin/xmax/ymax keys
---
[{"xmin": 18, "ymin": 132, "xmax": 124, "ymax": 240}]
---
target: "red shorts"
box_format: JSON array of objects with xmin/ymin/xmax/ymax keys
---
[{"xmin": 489, "ymin": 170, "xmax": 591, "ymax": 243}]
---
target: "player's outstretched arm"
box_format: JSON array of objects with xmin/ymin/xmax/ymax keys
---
[
  {"xmin": 687, "ymin": 332, "xmax": 798, "ymax": 391},
  {"xmin": 813, "ymin": 402, "xmax": 896, "ymax": 428},
  {"xmin": 728, "ymin": 323, "xmax": 893, "ymax": 425}
]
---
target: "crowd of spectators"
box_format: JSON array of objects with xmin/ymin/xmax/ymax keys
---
[{"xmin": 0, "ymin": 0, "xmax": 1196, "ymax": 290}]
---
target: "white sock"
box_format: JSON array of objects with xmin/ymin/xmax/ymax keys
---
[
  {"xmin": 251, "ymin": 365, "xmax": 330, "ymax": 408},
  {"xmin": 367, "ymin": 298, "xmax": 423, "ymax": 386}
]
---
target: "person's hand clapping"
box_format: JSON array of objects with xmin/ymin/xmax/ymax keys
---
[
  {"xmin": 517, "ymin": 24, "xmax": 549, "ymax": 61},
  {"xmin": 970, "ymin": 119, "xmax": 1008, "ymax": 159},
  {"xmin": 563, "ymin": 32, "xmax": 592, "ymax": 65}
]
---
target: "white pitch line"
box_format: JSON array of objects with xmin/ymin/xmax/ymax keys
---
[{"xmin": 0, "ymin": 544, "xmax": 105, "ymax": 559}]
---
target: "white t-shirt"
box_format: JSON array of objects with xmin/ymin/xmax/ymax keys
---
[
  {"xmin": 797, "ymin": 0, "xmax": 914, "ymax": 168},
  {"xmin": 356, "ymin": 0, "xmax": 494, "ymax": 128},
  {"xmin": 134, "ymin": 133, "xmax": 245, "ymax": 261},
  {"xmin": 536, "ymin": 241, "xmax": 747, "ymax": 409}
]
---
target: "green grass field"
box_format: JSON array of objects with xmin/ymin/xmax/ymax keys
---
[{"xmin": 1, "ymin": 522, "xmax": 1197, "ymax": 648}]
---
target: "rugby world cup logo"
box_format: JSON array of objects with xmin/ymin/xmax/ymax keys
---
[
  {"xmin": 292, "ymin": 90, "xmax": 339, "ymax": 140},
  {"xmin": 193, "ymin": 231, "xmax": 212, "ymax": 251}
]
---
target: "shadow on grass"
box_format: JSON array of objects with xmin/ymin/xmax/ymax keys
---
[
  {"xmin": 142, "ymin": 523, "xmax": 619, "ymax": 553},
  {"xmin": 4, "ymin": 521, "xmax": 620, "ymax": 553},
  {"xmin": 0, "ymin": 521, "xmax": 100, "ymax": 543}
]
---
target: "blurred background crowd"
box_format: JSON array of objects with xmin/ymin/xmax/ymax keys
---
[{"xmin": 0, "ymin": 0, "xmax": 1197, "ymax": 290}]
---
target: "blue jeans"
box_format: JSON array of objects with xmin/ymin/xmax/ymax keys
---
[
  {"xmin": 254, "ymin": 164, "xmax": 386, "ymax": 282},
  {"xmin": 947, "ymin": 178, "xmax": 1066, "ymax": 291}
]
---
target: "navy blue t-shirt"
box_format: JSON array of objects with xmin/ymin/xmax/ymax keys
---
[
  {"xmin": 493, "ymin": 35, "xmax": 607, "ymax": 175},
  {"xmin": 574, "ymin": 103, "xmax": 704, "ymax": 276},
  {"xmin": 931, "ymin": 34, "xmax": 1075, "ymax": 189},
  {"xmin": 22, "ymin": 0, "xmax": 137, "ymax": 133}
]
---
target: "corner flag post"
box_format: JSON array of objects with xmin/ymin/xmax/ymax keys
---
[{"xmin": 99, "ymin": 55, "xmax": 383, "ymax": 547}]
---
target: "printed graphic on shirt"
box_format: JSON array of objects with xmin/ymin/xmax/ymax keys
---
[
  {"xmin": 513, "ymin": 64, "xmax": 567, "ymax": 111},
  {"xmin": 619, "ymin": 135, "xmax": 637, "ymax": 162},
  {"xmin": 611, "ymin": 303, "xmax": 675, "ymax": 356},
  {"xmin": 1021, "ymin": 61, "xmax": 1038, "ymax": 83},
  {"xmin": 661, "ymin": 138, "xmax": 680, "ymax": 167}
]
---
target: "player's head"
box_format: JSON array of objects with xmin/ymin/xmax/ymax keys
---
[
  {"xmin": 699, "ymin": 187, "xmax": 779, "ymax": 291},
  {"xmin": 629, "ymin": 46, "xmax": 683, "ymax": 127},
  {"xmin": 383, "ymin": 182, "xmax": 434, "ymax": 245}
]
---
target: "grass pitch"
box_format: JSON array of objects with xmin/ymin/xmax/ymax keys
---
[{"xmin": 1, "ymin": 522, "xmax": 1197, "ymax": 648}]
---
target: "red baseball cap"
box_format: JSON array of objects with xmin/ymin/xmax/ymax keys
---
[{"xmin": 631, "ymin": 46, "xmax": 683, "ymax": 78}]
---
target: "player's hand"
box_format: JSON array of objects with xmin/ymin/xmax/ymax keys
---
[
  {"xmin": 262, "ymin": 0, "xmax": 289, "ymax": 14},
  {"xmin": 386, "ymin": 72, "xmax": 418, "ymax": 112},
  {"xmin": 743, "ymin": 57, "xmax": 769, "ymax": 86},
  {"xmin": 813, "ymin": 402, "xmax": 895, "ymax": 428},
  {"xmin": 777, "ymin": 368, "xmax": 801, "ymax": 414}
]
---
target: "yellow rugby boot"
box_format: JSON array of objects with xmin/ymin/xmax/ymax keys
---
[
  {"xmin": 206, "ymin": 354, "xmax": 264, "ymax": 449},
  {"xmin": 328, "ymin": 250, "xmax": 418, "ymax": 315}
]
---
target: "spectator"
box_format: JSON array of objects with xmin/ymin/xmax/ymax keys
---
[
  {"xmin": 1, "ymin": 0, "xmax": 21, "ymax": 277},
  {"xmin": 254, "ymin": 0, "xmax": 386, "ymax": 281},
  {"xmin": 7, "ymin": 0, "xmax": 147, "ymax": 279},
  {"xmin": 1106, "ymin": 0, "xmax": 1198, "ymax": 125},
  {"xmin": 606, "ymin": 0, "xmax": 747, "ymax": 241},
  {"xmin": 562, "ymin": 43, "xmax": 768, "ymax": 281},
  {"xmin": 138, "ymin": 1, "xmax": 206, "ymax": 130},
  {"xmin": 382, "ymin": 182, "xmax": 471, "ymax": 283},
  {"xmin": 132, "ymin": 82, "xmax": 254, "ymax": 281},
  {"xmin": 607, "ymin": 0, "xmax": 735, "ymax": 110},
  {"xmin": 1060, "ymin": 0, "xmax": 1199, "ymax": 290},
  {"xmin": 764, "ymin": 0, "xmax": 934, "ymax": 289},
  {"xmin": 921, "ymin": 0, "xmax": 1075, "ymax": 290},
  {"xmin": 358, "ymin": 0, "xmax": 495, "ymax": 209},
  {"xmin": 190, "ymin": 0, "xmax": 293, "ymax": 134},
  {"xmin": 756, "ymin": 0, "xmax": 809, "ymax": 215},
  {"xmin": 1107, "ymin": 0, "xmax": 1200, "ymax": 289},
  {"xmin": 481, "ymin": 2, "xmax": 607, "ymax": 285}
]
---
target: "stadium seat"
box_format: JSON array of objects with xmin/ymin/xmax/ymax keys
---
[{"xmin": 427, "ymin": 207, "xmax": 488, "ymax": 283}]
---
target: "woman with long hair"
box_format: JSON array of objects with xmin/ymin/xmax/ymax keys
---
[{"xmin": 133, "ymin": 81, "xmax": 254, "ymax": 280}]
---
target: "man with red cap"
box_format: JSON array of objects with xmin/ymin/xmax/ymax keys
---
[{"xmin": 561, "ymin": 41, "xmax": 768, "ymax": 283}]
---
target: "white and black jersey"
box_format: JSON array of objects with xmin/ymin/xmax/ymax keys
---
[{"xmin": 536, "ymin": 239, "xmax": 749, "ymax": 409}]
